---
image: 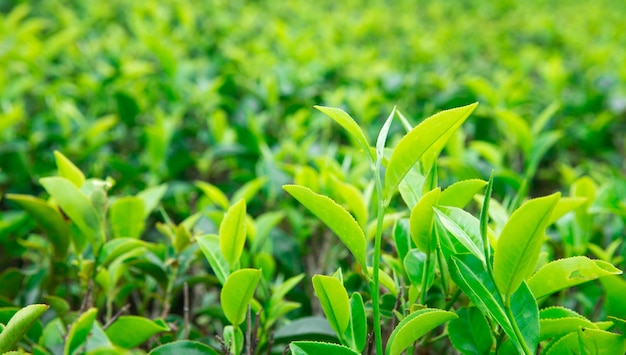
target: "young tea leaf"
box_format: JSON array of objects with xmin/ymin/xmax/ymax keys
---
[
  {"xmin": 409, "ymin": 188, "xmax": 441, "ymax": 253},
  {"xmin": 220, "ymin": 268, "xmax": 261, "ymax": 326},
  {"xmin": 197, "ymin": 234, "xmax": 230, "ymax": 285},
  {"xmin": 54, "ymin": 150, "xmax": 85, "ymax": 188},
  {"xmin": 0, "ymin": 304, "xmax": 49, "ymax": 354},
  {"xmin": 434, "ymin": 206, "xmax": 485, "ymax": 263},
  {"xmin": 219, "ymin": 199, "xmax": 247, "ymax": 266},
  {"xmin": 105, "ymin": 316, "xmax": 169, "ymax": 349},
  {"xmin": 283, "ymin": 185, "xmax": 368, "ymax": 277},
  {"xmin": 290, "ymin": 341, "xmax": 360, "ymax": 355},
  {"xmin": 385, "ymin": 103, "xmax": 477, "ymax": 198},
  {"xmin": 312, "ymin": 275, "xmax": 351, "ymax": 339},
  {"xmin": 314, "ymin": 106, "xmax": 373, "ymax": 162},
  {"xmin": 510, "ymin": 281, "xmax": 540, "ymax": 352},
  {"xmin": 439, "ymin": 179, "xmax": 487, "ymax": 208},
  {"xmin": 493, "ymin": 192, "xmax": 560, "ymax": 297},
  {"xmin": 64, "ymin": 308, "xmax": 98, "ymax": 355},
  {"xmin": 385, "ymin": 308, "xmax": 457, "ymax": 355},
  {"xmin": 344, "ymin": 293, "xmax": 366, "ymax": 353},
  {"xmin": 528, "ymin": 256, "xmax": 622, "ymax": 299},
  {"xmin": 448, "ymin": 307, "xmax": 493, "ymax": 355},
  {"xmin": 109, "ymin": 197, "xmax": 145, "ymax": 239}
]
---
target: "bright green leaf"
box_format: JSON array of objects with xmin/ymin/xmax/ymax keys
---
[
  {"xmin": 197, "ymin": 234, "xmax": 230, "ymax": 285},
  {"xmin": 314, "ymin": 106, "xmax": 373, "ymax": 161},
  {"xmin": 221, "ymin": 268, "xmax": 261, "ymax": 326},
  {"xmin": 283, "ymin": 185, "xmax": 368, "ymax": 277},
  {"xmin": 439, "ymin": 179, "xmax": 487, "ymax": 208},
  {"xmin": 54, "ymin": 151, "xmax": 85, "ymax": 188},
  {"xmin": 548, "ymin": 197, "xmax": 587, "ymax": 225},
  {"xmin": 64, "ymin": 308, "xmax": 97, "ymax": 355},
  {"xmin": 290, "ymin": 341, "xmax": 360, "ymax": 355},
  {"xmin": 219, "ymin": 199, "xmax": 247, "ymax": 266},
  {"xmin": 137, "ymin": 184, "xmax": 167, "ymax": 219},
  {"xmin": 385, "ymin": 103, "xmax": 477, "ymax": 198},
  {"xmin": 105, "ymin": 316, "xmax": 168, "ymax": 349},
  {"xmin": 344, "ymin": 293, "xmax": 366, "ymax": 353},
  {"xmin": 409, "ymin": 188, "xmax": 441, "ymax": 253},
  {"xmin": 109, "ymin": 197, "xmax": 145, "ymax": 239},
  {"xmin": 448, "ymin": 307, "xmax": 493, "ymax": 355},
  {"xmin": 232, "ymin": 177, "xmax": 267, "ymax": 205},
  {"xmin": 494, "ymin": 192, "xmax": 560, "ymax": 297},
  {"xmin": 528, "ymin": 256, "xmax": 622, "ymax": 299},
  {"xmin": 434, "ymin": 206, "xmax": 485, "ymax": 263},
  {"xmin": 312, "ymin": 275, "xmax": 350, "ymax": 338},
  {"xmin": 195, "ymin": 181, "xmax": 230, "ymax": 210},
  {"xmin": 0, "ymin": 304, "xmax": 49, "ymax": 353},
  {"xmin": 386, "ymin": 308, "xmax": 457, "ymax": 355}
]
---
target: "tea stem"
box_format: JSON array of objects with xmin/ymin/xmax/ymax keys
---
[
  {"xmin": 371, "ymin": 164, "xmax": 386, "ymax": 355},
  {"xmin": 504, "ymin": 298, "xmax": 532, "ymax": 355}
]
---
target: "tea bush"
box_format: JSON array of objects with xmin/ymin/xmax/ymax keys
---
[{"xmin": 1, "ymin": 0, "xmax": 625, "ymax": 354}]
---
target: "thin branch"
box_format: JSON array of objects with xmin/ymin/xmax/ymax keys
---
[
  {"xmin": 246, "ymin": 304, "xmax": 252, "ymax": 355},
  {"xmin": 183, "ymin": 281, "xmax": 190, "ymax": 340},
  {"xmin": 78, "ymin": 279, "xmax": 94, "ymax": 314},
  {"xmin": 103, "ymin": 304, "xmax": 131, "ymax": 330}
]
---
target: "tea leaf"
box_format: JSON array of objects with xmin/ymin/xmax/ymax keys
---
[
  {"xmin": 197, "ymin": 234, "xmax": 230, "ymax": 285},
  {"xmin": 109, "ymin": 197, "xmax": 145, "ymax": 239},
  {"xmin": 386, "ymin": 308, "xmax": 457, "ymax": 355},
  {"xmin": 284, "ymin": 185, "xmax": 368, "ymax": 276},
  {"xmin": 196, "ymin": 181, "xmax": 230, "ymax": 210},
  {"xmin": 528, "ymin": 256, "xmax": 622, "ymax": 299},
  {"xmin": 5, "ymin": 194, "xmax": 70, "ymax": 258},
  {"xmin": 385, "ymin": 103, "xmax": 477, "ymax": 198},
  {"xmin": 448, "ymin": 307, "xmax": 493, "ymax": 355},
  {"xmin": 439, "ymin": 179, "xmax": 487, "ymax": 208},
  {"xmin": 137, "ymin": 184, "xmax": 167, "ymax": 219},
  {"xmin": 548, "ymin": 197, "xmax": 587, "ymax": 225},
  {"xmin": 221, "ymin": 268, "xmax": 261, "ymax": 326},
  {"xmin": 219, "ymin": 199, "xmax": 247, "ymax": 266},
  {"xmin": 290, "ymin": 341, "xmax": 360, "ymax": 355},
  {"xmin": 54, "ymin": 150, "xmax": 85, "ymax": 188},
  {"xmin": 149, "ymin": 340, "xmax": 219, "ymax": 355},
  {"xmin": 540, "ymin": 317, "xmax": 596, "ymax": 341},
  {"xmin": 0, "ymin": 304, "xmax": 49, "ymax": 353},
  {"xmin": 409, "ymin": 188, "xmax": 441, "ymax": 253},
  {"xmin": 434, "ymin": 206, "xmax": 485, "ymax": 263},
  {"xmin": 493, "ymin": 192, "xmax": 560, "ymax": 297},
  {"xmin": 312, "ymin": 275, "xmax": 350, "ymax": 337},
  {"xmin": 510, "ymin": 281, "xmax": 539, "ymax": 352},
  {"xmin": 314, "ymin": 106, "xmax": 373, "ymax": 161},
  {"xmin": 40, "ymin": 177, "xmax": 105, "ymax": 251},
  {"xmin": 64, "ymin": 308, "xmax": 97, "ymax": 355},
  {"xmin": 105, "ymin": 316, "xmax": 169, "ymax": 348},
  {"xmin": 344, "ymin": 293, "xmax": 367, "ymax": 353},
  {"xmin": 232, "ymin": 177, "xmax": 267, "ymax": 205}
]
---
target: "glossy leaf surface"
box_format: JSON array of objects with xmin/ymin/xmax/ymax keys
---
[
  {"xmin": 219, "ymin": 199, "xmax": 247, "ymax": 266},
  {"xmin": 221, "ymin": 268, "xmax": 261, "ymax": 326},
  {"xmin": 312, "ymin": 275, "xmax": 350, "ymax": 337},
  {"xmin": 385, "ymin": 308, "xmax": 457, "ymax": 355}
]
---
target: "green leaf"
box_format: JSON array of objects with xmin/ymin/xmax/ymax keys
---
[
  {"xmin": 386, "ymin": 308, "xmax": 457, "ymax": 355},
  {"xmin": 105, "ymin": 316, "xmax": 168, "ymax": 349},
  {"xmin": 232, "ymin": 177, "xmax": 267, "ymax": 205},
  {"xmin": 0, "ymin": 304, "xmax": 49, "ymax": 353},
  {"xmin": 439, "ymin": 179, "xmax": 487, "ymax": 208},
  {"xmin": 273, "ymin": 317, "xmax": 337, "ymax": 344},
  {"xmin": 223, "ymin": 325, "xmax": 243, "ymax": 355},
  {"xmin": 290, "ymin": 341, "xmax": 360, "ymax": 355},
  {"xmin": 97, "ymin": 238, "xmax": 150, "ymax": 266},
  {"xmin": 283, "ymin": 185, "xmax": 368, "ymax": 277},
  {"xmin": 510, "ymin": 281, "xmax": 539, "ymax": 352},
  {"xmin": 600, "ymin": 276, "xmax": 626, "ymax": 319},
  {"xmin": 271, "ymin": 274, "xmax": 305, "ymax": 303},
  {"xmin": 393, "ymin": 219, "xmax": 412, "ymax": 265},
  {"xmin": 330, "ymin": 178, "xmax": 368, "ymax": 229},
  {"xmin": 493, "ymin": 192, "xmax": 560, "ymax": 297},
  {"xmin": 109, "ymin": 197, "xmax": 145, "ymax": 239},
  {"xmin": 403, "ymin": 249, "xmax": 435, "ymax": 289},
  {"xmin": 54, "ymin": 151, "xmax": 85, "ymax": 188},
  {"xmin": 434, "ymin": 206, "xmax": 485, "ymax": 263},
  {"xmin": 43, "ymin": 296, "xmax": 70, "ymax": 318},
  {"xmin": 137, "ymin": 184, "xmax": 167, "ymax": 219},
  {"xmin": 409, "ymin": 188, "xmax": 441, "ymax": 253},
  {"xmin": 577, "ymin": 327, "xmax": 626, "ymax": 354},
  {"xmin": 376, "ymin": 107, "xmax": 396, "ymax": 163},
  {"xmin": 40, "ymin": 177, "xmax": 104, "ymax": 251},
  {"xmin": 219, "ymin": 199, "xmax": 247, "ymax": 266},
  {"xmin": 448, "ymin": 307, "xmax": 493, "ymax": 355},
  {"xmin": 221, "ymin": 268, "xmax": 261, "ymax": 326},
  {"xmin": 528, "ymin": 256, "xmax": 622, "ymax": 299},
  {"xmin": 548, "ymin": 197, "xmax": 587, "ymax": 225},
  {"xmin": 540, "ymin": 315, "xmax": 596, "ymax": 341},
  {"xmin": 312, "ymin": 275, "xmax": 350, "ymax": 338},
  {"xmin": 385, "ymin": 103, "xmax": 477, "ymax": 198},
  {"xmin": 314, "ymin": 106, "xmax": 373, "ymax": 161},
  {"xmin": 344, "ymin": 293, "xmax": 366, "ymax": 353},
  {"xmin": 197, "ymin": 234, "xmax": 230, "ymax": 285},
  {"xmin": 446, "ymin": 254, "xmax": 520, "ymax": 351},
  {"xmin": 149, "ymin": 340, "xmax": 219, "ymax": 355},
  {"xmin": 5, "ymin": 194, "xmax": 70, "ymax": 258},
  {"xmin": 64, "ymin": 308, "xmax": 98, "ymax": 355},
  {"xmin": 195, "ymin": 181, "xmax": 230, "ymax": 210}
]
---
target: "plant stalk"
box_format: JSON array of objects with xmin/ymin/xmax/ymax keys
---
[
  {"xmin": 504, "ymin": 298, "xmax": 532, "ymax": 355},
  {"xmin": 371, "ymin": 165, "xmax": 386, "ymax": 355}
]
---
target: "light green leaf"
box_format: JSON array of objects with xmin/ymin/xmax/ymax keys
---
[
  {"xmin": 271, "ymin": 274, "xmax": 305, "ymax": 303},
  {"xmin": 344, "ymin": 293, "xmax": 366, "ymax": 353},
  {"xmin": 97, "ymin": 238, "xmax": 150, "ymax": 266},
  {"xmin": 312, "ymin": 275, "xmax": 350, "ymax": 338},
  {"xmin": 528, "ymin": 256, "xmax": 622, "ymax": 299},
  {"xmin": 0, "ymin": 304, "xmax": 49, "ymax": 353},
  {"xmin": 448, "ymin": 307, "xmax": 493, "ymax": 355},
  {"xmin": 197, "ymin": 234, "xmax": 230, "ymax": 285},
  {"xmin": 385, "ymin": 103, "xmax": 477, "ymax": 198},
  {"xmin": 105, "ymin": 316, "xmax": 169, "ymax": 348},
  {"xmin": 149, "ymin": 340, "xmax": 219, "ymax": 355},
  {"xmin": 376, "ymin": 107, "xmax": 396, "ymax": 162},
  {"xmin": 386, "ymin": 308, "xmax": 457, "ymax": 355},
  {"xmin": 137, "ymin": 184, "xmax": 167, "ymax": 219},
  {"xmin": 330, "ymin": 178, "xmax": 368, "ymax": 229},
  {"xmin": 290, "ymin": 341, "xmax": 360, "ymax": 355},
  {"xmin": 283, "ymin": 185, "xmax": 368, "ymax": 277},
  {"xmin": 540, "ymin": 317, "xmax": 596, "ymax": 341},
  {"xmin": 221, "ymin": 268, "xmax": 261, "ymax": 326},
  {"xmin": 434, "ymin": 206, "xmax": 485, "ymax": 263},
  {"xmin": 219, "ymin": 199, "xmax": 247, "ymax": 266},
  {"xmin": 223, "ymin": 325, "xmax": 243, "ymax": 355},
  {"xmin": 493, "ymin": 192, "xmax": 560, "ymax": 297},
  {"xmin": 109, "ymin": 197, "xmax": 145, "ymax": 239},
  {"xmin": 64, "ymin": 308, "xmax": 98, "ymax": 355},
  {"xmin": 548, "ymin": 197, "xmax": 587, "ymax": 225},
  {"xmin": 195, "ymin": 181, "xmax": 230, "ymax": 210},
  {"xmin": 54, "ymin": 151, "xmax": 85, "ymax": 188},
  {"xmin": 314, "ymin": 106, "xmax": 373, "ymax": 161},
  {"xmin": 232, "ymin": 177, "xmax": 267, "ymax": 205},
  {"xmin": 409, "ymin": 188, "xmax": 441, "ymax": 253},
  {"xmin": 439, "ymin": 179, "xmax": 487, "ymax": 208},
  {"xmin": 40, "ymin": 177, "xmax": 104, "ymax": 250},
  {"xmin": 5, "ymin": 194, "xmax": 70, "ymax": 258}
]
